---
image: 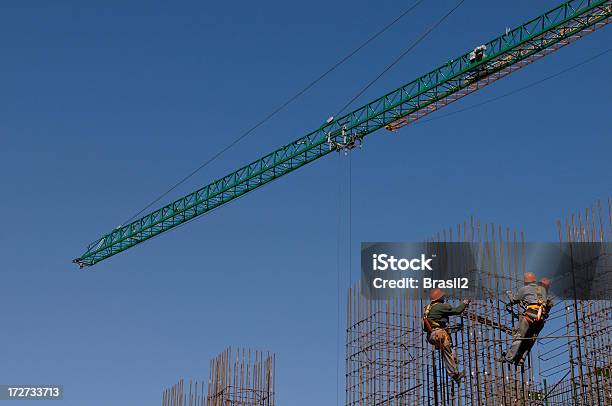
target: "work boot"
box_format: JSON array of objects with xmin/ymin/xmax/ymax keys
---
[{"xmin": 452, "ymin": 371, "xmax": 466, "ymax": 383}]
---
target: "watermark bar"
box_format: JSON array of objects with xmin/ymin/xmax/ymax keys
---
[
  {"xmin": 0, "ymin": 385, "xmax": 63, "ymax": 400},
  {"xmin": 361, "ymin": 242, "xmax": 612, "ymax": 300}
]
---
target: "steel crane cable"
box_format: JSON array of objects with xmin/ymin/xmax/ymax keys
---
[
  {"xmin": 339, "ymin": 152, "xmax": 353, "ymax": 406},
  {"xmin": 122, "ymin": 0, "xmax": 426, "ymax": 225},
  {"xmin": 336, "ymin": 154, "xmax": 341, "ymax": 406},
  {"xmin": 334, "ymin": 0, "xmax": 466, "ymax": 117}
]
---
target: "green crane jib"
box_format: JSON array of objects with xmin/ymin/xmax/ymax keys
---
[{"xmin": 74, "ymin": 0, "xmax": 611, "ymax": 267}]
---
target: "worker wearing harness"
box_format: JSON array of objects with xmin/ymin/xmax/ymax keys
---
[
  {"xmin": 518, "ymin": 277, "xmax": 553, "ymax": 362},
  {"xmin": 503, "ymin": 273, "xmax": 553, "ymax": 365},
  {"xmin": 423, "ymin": 288, "xmax": 471, "ymax": 383}
]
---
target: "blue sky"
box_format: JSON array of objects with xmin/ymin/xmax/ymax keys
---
[{"xmin": 1, "ymin": 1, "xmax": 610, "ymax": 405}]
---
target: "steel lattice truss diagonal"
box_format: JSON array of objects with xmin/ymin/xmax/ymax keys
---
[{"xmin": 74, "ymin": 0, "xmax": 612, "ymax": 267}]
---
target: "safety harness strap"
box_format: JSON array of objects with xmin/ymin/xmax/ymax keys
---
[
  {"xmin": 524, "ymin": 286, "xmax": 547, "ymax": 322},
  {"xmin": 423, "ymin": 303, "xmax": 443, "ymax": 334}
]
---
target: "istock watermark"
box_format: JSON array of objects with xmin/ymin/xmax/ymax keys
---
[
  {"xmin": 371, "ymin": 254, "xmax": 434, "ymax": 271},
  {"xmin": 361, "ymin": 242, "xmax": 612, "ymax": 300}
]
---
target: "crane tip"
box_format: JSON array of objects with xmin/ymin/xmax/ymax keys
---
[{"xmin": 72, "ymin": 258, "xmax": 89, "ymax": 269}]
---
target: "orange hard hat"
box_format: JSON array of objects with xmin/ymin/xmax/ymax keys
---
[
  {"xmin": 524, "ymin": 272, "xmax": 537, "ymax": 284},
  {"xmin": 539, "ymin": 277, "xmax": 551, "ymax": 288},
  {"xmin": 430, "ymin": 288, "xmax": 445, "ymax": 302}
]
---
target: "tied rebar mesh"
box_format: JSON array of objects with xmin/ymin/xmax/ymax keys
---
[
  {"xmin": 347, "ymin": 220, "xmax": 537, "ymax": 405},
  {"xmin": 346, "ymin": 207, "xmax": 612, "ymax": 405},
  {"xmin": 549, "ymin": 199, "xmax": 612, "ymax": 405},
  {"xmin": 162, "ymin": 348, "xmax": 275, "ymax": 406}
]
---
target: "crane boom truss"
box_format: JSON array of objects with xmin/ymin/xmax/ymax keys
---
[{"xmin": 74, "ymin": 0, "xmax": 611, "ymax": 267}]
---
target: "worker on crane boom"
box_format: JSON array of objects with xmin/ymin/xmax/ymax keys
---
[
  {"xmin": 422, "ymin": 289, "xmax": 471, "ymax": 383},
  {"xmin": 503, "ymin": 273, "xmax": 553, "ymax": 365},
  {"xmin": 469, "ymin": 45, "xmax": 486, "ymax": 63}
]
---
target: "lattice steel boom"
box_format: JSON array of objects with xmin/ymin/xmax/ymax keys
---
[{"xmin": 74, "ymin": 0, "xmax": 611, "ymax": 267}]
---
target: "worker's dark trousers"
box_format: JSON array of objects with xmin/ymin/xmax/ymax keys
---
[
  {"xmin": 505, "ymin": 316, "xmax": 536, "ymax": 364},
  {"xmin": 521, "ymin": 320, "xmax": 545, "ymax": 357},
  {"xmin": 428, "ymin": 330, "xmax": 459, "ymax": 376}
]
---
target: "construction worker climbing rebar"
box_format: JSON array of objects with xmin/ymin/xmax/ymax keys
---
[
  {"xmin": 502, "ymin": 273, "xmax": 554, "ymax": 365},
  {"xmin": 422, "ymin": 288, "xmax": 471, "ymax": 383}
]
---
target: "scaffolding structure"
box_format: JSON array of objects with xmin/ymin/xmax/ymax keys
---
[{"xmin": 162, "ymin": 347, "xmax": 275, "ymax": 406}]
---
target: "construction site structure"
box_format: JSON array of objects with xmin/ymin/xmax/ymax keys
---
[
  {"xmin": 162, "ymin": 347, "xmax": 275, "ymax": 406},
  {"xmin": 347, "ymin": 221, "xmax": 536, "ymax": 405},
  {"xmin": 162, "ymin": 199, "xmax": 612, "ymax": 405},
  {"xmin": 346, "ymin": 198, "xmax": 612, "ymax": 405},
  {"xmin": 550, "ymin": 200, "xmax": 612, "ymax": 404}
]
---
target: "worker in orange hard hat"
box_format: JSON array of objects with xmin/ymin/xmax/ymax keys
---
[
  {"xmin": 422, "ymin": 288, "xmax": 471, "ymax": 383},
  {"xmin": 430, "ymin": 288, "xmax": 445, "ymax": 302},
  {"xmin": 503, "ymin": 273, "xmax": 553, "ymax": 365}
]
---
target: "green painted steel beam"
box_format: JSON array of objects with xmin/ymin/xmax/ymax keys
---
[{"xmin": 74, "ymin": 0, "xmax": 611, "ymax": 267}]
